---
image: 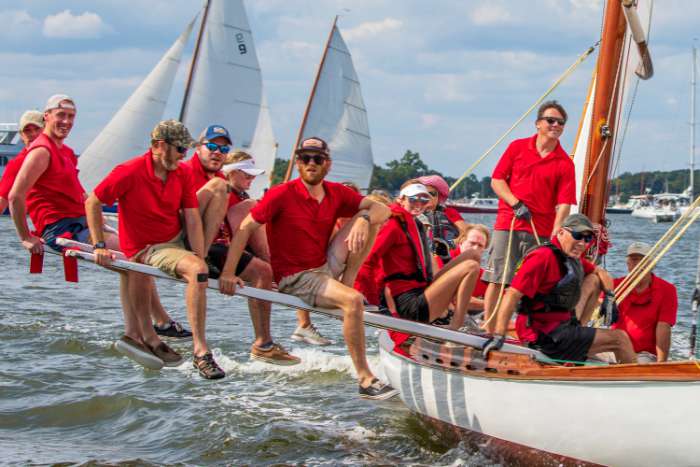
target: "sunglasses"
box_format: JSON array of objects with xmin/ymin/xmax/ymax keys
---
[
  {"xmin": 541, "ymin": 116, "xmax": 566, "ymax": 126},
  {"xmin": 406, "ymin": 195, "xmax": 430, "ymax": 204},
  {"xmin": 427, "ymin": 190, "xmax": 439, "ymax": 197},
  {"xmin": 566, "ymin": 229, "xmax": 594, "ymax": 243},
  {"xmin": 170, "ymin": 144, "xmax": 188, "ymax": 154},
  {"xmin": 298, "ymin": 153, "xmax": 329, "ymax": 165},
  {"xmin": 204, "ymin": 142, "xmax": 231, "ymax": 154}
]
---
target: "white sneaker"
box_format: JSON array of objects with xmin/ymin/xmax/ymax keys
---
[{"xmin": 291, "ymin": 324, "xmax": 331, "ymax": 346}]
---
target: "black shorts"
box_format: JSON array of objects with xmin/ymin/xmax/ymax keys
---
[
  {"xmin": 394, "ymin": 288, "xmax": 430, "ymax": 323},
  {"xmin": 532, "ymin": 320, "xmax": 596, "ymax": 363},
  {"xmin": 207, "ymin": 243, "xmax": 254, "ymax": 279}
]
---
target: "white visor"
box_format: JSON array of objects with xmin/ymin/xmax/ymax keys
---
[
  {"xmin": 399, "ymin": 183, "xmax": 430, "ymax": 198},
  {"xmin": 222, "ymin": 159, "xmax": 265, "ymax": 176}
]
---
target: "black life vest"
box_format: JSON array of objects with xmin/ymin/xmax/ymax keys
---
[
  {"xmin": 427, "ymin": 205, "xmax": 460, "ymax": 262},
  {"xmin": 518, "ymin": 242, "xmax": 584, "ymax": 316},
  {"xmin": 384, "ymin": 214, "xmax": 434, "ymax": 285}
]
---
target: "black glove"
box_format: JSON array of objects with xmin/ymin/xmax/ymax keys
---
[
  {"xmin": 482, "ymin": 334, "xmax": 505, "ymax": 358},
  {"xmin": 600, "ymin": 291, "xmax": 619, "ymax": 326},
  {"xmin": 512, "ymin": 201, "xmax": 531, "ymax": 220}
]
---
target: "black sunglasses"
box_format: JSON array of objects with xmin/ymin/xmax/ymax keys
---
[
  {"xmin": 567, "ymin": 229, "xmax": 594, "ymax": 243},
  {"xmin": 164, "ymin": 141, "xmax": 188, "ymax": 154},
  {"xmin": 298, "ymin": 153, "xmax": 329, "ymax": 165},
  {"xmin": 540, "ymin": 116, "xmax": 566, "ymax": 126}
]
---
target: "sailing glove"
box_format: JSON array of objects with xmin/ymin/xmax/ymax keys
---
[
  {"xmin": 482, "ymin": 334, "xmax": 505, "ymax": 358},
  {"xmin": 600, "ymin": 290, "xmax": 619, "ymax": 326},
  {"xmin": 512, "ymin": 201, "xmax": 531, "ymax": 221}
]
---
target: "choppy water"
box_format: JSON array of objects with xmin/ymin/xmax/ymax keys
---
[{"xmin": 0, "ymin": 214, "xmax": 697, "ymax": 466}]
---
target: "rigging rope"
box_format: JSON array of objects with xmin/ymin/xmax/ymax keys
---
[{"xmin": 448, "ymin": 41, "xmax": 600, "ymax": 193}]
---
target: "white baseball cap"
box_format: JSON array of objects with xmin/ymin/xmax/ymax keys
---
[
  {"xmin": 44, "ymin": 94, "xmax": 76, "ymax": 112},
  {"xmin": 222, "ymin": 158, "xmax": 265, "ymax": 176},
  {"xmin": 399, "ymin": 183, "xmax": 430, "ymax": 198},
  {"xmin": 627, "ymin": 241, "xmax": 652, "ymax": 257},
  {"xmin": 19, "ymin": 110, "xmax": 44, "ymax": 132}
]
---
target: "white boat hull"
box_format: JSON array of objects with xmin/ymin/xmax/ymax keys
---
[
  {"xmin": 378, "ymin": 332, "xmax": 700, "ymax": 466},
  {"xmin": 630, "ymin": 207, "xmax": 679, "ymax": 222}
]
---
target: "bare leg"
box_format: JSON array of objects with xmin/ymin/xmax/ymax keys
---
[
  {"xmin": 424, "ymin": 256, "xmax": 480, "ymax": 329},
  {"xmin": 239, "ymin": 257, "xmax": 274, "ymax": 346},
  {"xmin": 588, "ymin": 329, "xmax": 636, "ymax": 363},
  {"xmin": 482, "ymin": 282, "xmax": 501, "ymax": 334},
  {"xmin": 197, "ymin": 178, "xmax": 229, "ymax": 253},
  {"xmin": 175, "ymin": 254, "xmax": 210, "ymax": 356},
  {"xmin": 314, "ymin": 280, "xmax": 374, "ymax": 386},
  {"xmin": 226, "ymin": 199, "xmax": 270, "ymax": 261},
  {"xmin": 326, "ymin": 213, "xmax": 380, "ymax": 287},
  {"xmin": 296, "ymin": 310, "xmax": 312, "ymax": 328},
  {"xmin": 576, "ymin": 274, "xmax": 601, "ymax": 325}
]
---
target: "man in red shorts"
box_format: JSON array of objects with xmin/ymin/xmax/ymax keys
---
[
  {"xmin": 182, "ymin": 125, "xmax": 299, "ymax": 366},
  {"xmin": 484, "ymin": 214, "xmax": 636, "ymax": 364},
  {"xmin": 0, "ymin": 110, "xmax": 44, "ymax": 214},
  {"xmin": 86, "ymin": 120, "xmax": 224, "ymax": 379},
  {"xmin": 613, "ymin": 242, "xmax": 677, "ymax": 363},
  {"xmin": 219, "ymin": 136, "xmax": 398, "ymax": 399},
  {"xmin": 483, "ymin": 100, "xmax": 577, "ymax": 332}
]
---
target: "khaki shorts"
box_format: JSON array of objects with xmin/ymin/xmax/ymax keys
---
[
  {"xmin": 278, "ymin": 253, "xmax": 346, "ymax": 307},
  {"xmin": 482, "ymin": 230, "xmax": 546, "ymax": 285},
  {"xmin": 136, "ymin": 232, "xmax": 194, "ymax": 278}
]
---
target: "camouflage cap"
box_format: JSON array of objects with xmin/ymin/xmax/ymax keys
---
[{"xmin": 151, "ymin": 119, "xmax": 195, "ymax": 148}]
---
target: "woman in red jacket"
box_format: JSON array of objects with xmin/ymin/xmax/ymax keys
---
[{"xmin": 356, "ymin": 181, "xmax": 481, "ymax": 331}]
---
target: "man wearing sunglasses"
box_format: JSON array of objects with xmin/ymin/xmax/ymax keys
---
[
  {"xmin": 483, "ymin": 100, "xmax": 577, "ymax": 333},
  {"xmin": 219, "ymin": 136, "xmax": 399, "ymax": 399},
  {"xmin": 483, "ymin": 214, "xmax": 636, "ymax": 364},
  {"xmin": 87, "ymin": 120, "xmax": 226, "ymax": 379},
  {"xmin": 612, "ymin": 242, "xmax": 677, "ymax": 363}
]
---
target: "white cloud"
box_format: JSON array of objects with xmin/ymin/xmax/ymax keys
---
[
  {"xmin": 421, "ymin": 113, "xmax": 440, "ymax": 129},
  {"xmin": 0, "ymin": 10, "xmax": 41, "ymax": 39},
  {"xmin": 42, "ymin": 10, "xmax": 112, "ymax": 39},
  {"xmin": 344, "ymin": 18, "xmax": 402, "ymax": 41},
  {"xmin": 469, "ymin": 3, "xmax": 513, "ymax": 26}
]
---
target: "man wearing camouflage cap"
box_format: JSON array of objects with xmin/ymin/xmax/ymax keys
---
[
  {"xmin": 0, "ymin": 110, "xmax": 44, "ymax": 213},
  {"xmin": 484, "ymin": 213, "xmax": 637, "ymax": 364},
  {"xmin": 86, "ymin": 119, "xmax": 225, "ymax": 379}
]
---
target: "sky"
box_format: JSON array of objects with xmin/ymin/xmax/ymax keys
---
[{"xmin": 1, "ymin": 0, "xmax": 699, "ymax": 181}]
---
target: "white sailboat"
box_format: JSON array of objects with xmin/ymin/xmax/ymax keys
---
[
  {"xmin": 284, "ymin": 17, "xmax": 374, "ymax": 191},
  {"xmin": 78, "ymin": 0, "xmax": 277, "ymax": 199}
]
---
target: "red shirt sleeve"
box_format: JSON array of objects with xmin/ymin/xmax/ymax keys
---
[
  {"xmin": 250, "ymin": 185, "xmax": 281, "ymax": 225},
  {"xmin": 658, "ymin": 279, "xmax": 678, "ymax": 326},
  {"xmin": 556, "ymin": 158, "xmax": 577, "ymax": 205},
  {"xmin": 510, "ymin": 249, "xmax": 554, "ymax": 298},
  {"xmin": 355, "ymin": 220, "xmax": 401, "ymax": 304},
  {"xmin": 492, "ymin": 141, "xmax": 518, "ymax": 180},
  {"xmin": 179, "ymin": 169, "xmax": 199, "ymax": 209},
  {"xmin": 94, "ymin": 165, "xmax": 132, "ymax": 207},
  {"xmin": 336, "ymin": 185, "xmax": 364, "ymax": 218},
  {"xmin": 581, "ymin": 257, "xmax": 596, "ymax": 275},
  {"xmin": 444, "ymin": 206, "xmax": 463, "ymax": 224}
]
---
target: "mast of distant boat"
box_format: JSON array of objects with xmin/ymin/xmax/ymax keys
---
[
  {"xmin": 179, "ymin": 0, "xmax": 211, "ymax": 123},
  {"xmin": 689, "ymin": 43, "xmax": 700, "ymax": 358},
  {"xmin": 283, "ymin": 16, "xmax": 338, "ymax": 183}
]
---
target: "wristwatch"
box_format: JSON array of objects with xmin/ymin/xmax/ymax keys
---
[
  {"xmin": 359, "ymin": 213, "xmax": 371, "ymax": 223},
  {"xmin": 94, "ymin": 241, "xmax": 106, "ymax": 249}
]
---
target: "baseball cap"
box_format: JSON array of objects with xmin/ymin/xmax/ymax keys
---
[
  {"xmin": 399, "ymin": 183, "xmax": 430, "ymax": 198},
  {"xmin": 19, "ymin": 110, "xmax": 44, "ymax": 132},
  {"xmin": 561, "ymin": 213, "xmax": 595, "ymax": 234},
  {"xmin": 417, "ymin": 175, "xmax": 450, "ymax": 202},
  {"xmin": 199, "ymin": 124, "xmax": 232, "ymax": 145},
  {"xmin": 222, "ymin": 158, "xmax": 265, "ymax": 176},
  {"xmin": 627, "ymin": 241, "xmax": 652, "ymax": 257},
  {"xmin": 295, "ymin": 136, "xmax": 330, "ymax": 156},
  {"xmin": 44, "ymin": 94, "xmax": 76, "ymax": 112},
  {"xmin": 151, "ymin": 120, "xmax": 195, "ymax": 148}
]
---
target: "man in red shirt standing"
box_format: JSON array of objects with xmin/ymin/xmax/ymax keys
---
[
  {"xmin": 86, "ymin": 120, "xmax": 225, "ymax": 379},
  {"xmin": 483, "ymin": 101, "xmax": 577, "ymax": 333},
  {"xmin": 219, "ymin": 137, "xmax": 398, "ymax": 399},
  {"xmin": 183, "ymin": 127, "xmax": 299, "ymax": 366},
  {"xmin": 0, "ymin": 110, "xmax": 44, "ymax": 213},
  {"xmin": 484, "ymin": 214, "xmax": 636, "ymax": 364},
  {"xmin": 613, "ymin": 242, "xmax": 677, "ymax": 363}
]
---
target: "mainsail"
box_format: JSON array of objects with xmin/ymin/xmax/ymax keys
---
[
  {"xmin": 286, "ymin": 18, "xmax": 374, "ymax": 190},
  {"xmin": 247, "ymin": 94, "xmax": 277, "ymax": 198},
  {"xmin": 78, "ymin": 20, "xmax": 194, "ymax": 193}
]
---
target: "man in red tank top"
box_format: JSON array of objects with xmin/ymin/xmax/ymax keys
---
[{"xmin": 0, "ymin": 110, "xmax": 44, "ymax": 214}]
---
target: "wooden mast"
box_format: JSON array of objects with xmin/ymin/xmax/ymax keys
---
[
  {"xmin": 283, "ymin": 16, "xmax": 338, "ymax": 183},
  {"xmin": 179, "ymin": 0, "xmax": 211, "ymax": 123},
  {"xmin": 579, "ymin": 0, "xmax": 627, "ymax": 225}
]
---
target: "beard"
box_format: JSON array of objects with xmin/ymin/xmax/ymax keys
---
[{"xmin": 299, "ymin": 163, "xmax": 329, "ymax": 185}]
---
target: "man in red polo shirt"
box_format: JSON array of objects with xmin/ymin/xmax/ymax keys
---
[
  {"xmin": 219, "ymin": 136, "xmax": 398, "ymax": 399},
  {"xmin": 182, "ymin": 126, "xmax": 299, "ymax": 366},
  {"xmin": 0, "ymin": 110, "xmax": 44, "ymax": 214},
  {"xmin": 86, "ymin": 120, "xmax": 225, "ymax": 380},
  {"xmin": 484, "ymin": 214, "xmax": 636, "ymax": 364},
  {"xmin": 482, "ymin": 100, "xmax": 577, "ymax": 333},
  {"xmin": 613, "ymin": 242, "xmax": 677, "ymax": 362}
]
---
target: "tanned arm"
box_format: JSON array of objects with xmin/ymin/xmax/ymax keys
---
[
  {"xmin": 9, "ymin": 147, "xmax": 50, "ymax": 254},
  {"xmin": 655, "ymin": 322, "xmax": 672, "ymax": 362},
  {"xmin": 219, "ymin": 213, "xmax": 260, "ymax": 295},
  {"xmin": 345, "ymin": 198, "xmax": 391, "ymax": 253},
  {"xmin": 85, "ymin": 194, "xmax": 112, "ymax": 266},
  {"xmin": 493, "ymin": 287, "xmax": 524, "ymax": 336}
]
